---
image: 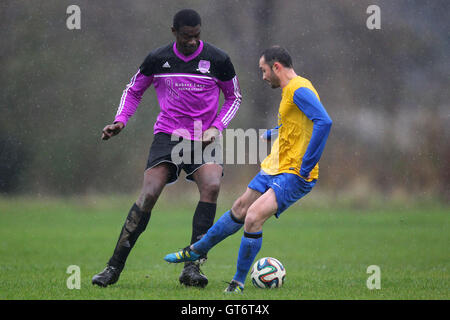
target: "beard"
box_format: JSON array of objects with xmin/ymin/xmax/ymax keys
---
[
  {"xmin": 271, "ymin": 82, "xmax": 280, "ymax": 89},
  {"xmin": 269, "ymin": 74, "xmax": 281, "ymax": 88}
]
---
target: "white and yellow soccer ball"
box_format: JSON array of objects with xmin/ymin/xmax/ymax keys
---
[{"xmin": 251, "ymin": 257, "xmax": 286, "ymax": 289}]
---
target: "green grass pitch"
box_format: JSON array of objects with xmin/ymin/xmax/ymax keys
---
[{"xmin": 0, "ymin": 196, "xmax": 448, "ymax": 300}]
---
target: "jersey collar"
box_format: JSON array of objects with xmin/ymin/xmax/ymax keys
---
[{"xmin": 173, "ymin": 40, "xmax": 204, "ymax": 62}]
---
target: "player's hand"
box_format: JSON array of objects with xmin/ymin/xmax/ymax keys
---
[
  {"xmin": 101, "ymin": 122, "xmax": 124, "ymax": 140},
  {"xmin": 260, "ymin": 126, "xmax": 280, "ymax": 141},
  {"xmin": 202, "ymin": 126, "xmax": 220, "ymax": 145},
  {"xmin": 260, "ymin": 130, "xmax": 271, "ymax": 141}
]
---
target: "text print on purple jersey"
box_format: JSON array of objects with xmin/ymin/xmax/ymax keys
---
[{"xmin": 165, "ymin": 78, "xmax": 180, "ymax": 100}]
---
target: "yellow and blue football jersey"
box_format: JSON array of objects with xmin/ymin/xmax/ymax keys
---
[{"xmin": 261, "ymin": 76, "xmax": 332, "ymax": 181}]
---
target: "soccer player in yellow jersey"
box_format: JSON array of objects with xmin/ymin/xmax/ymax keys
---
[{"xmin": 165, "ymin": 46, "xmax": 332, "ymax": 292}]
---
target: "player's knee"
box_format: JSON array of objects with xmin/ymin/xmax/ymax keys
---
[
  {"xmin": 244, "ymin": 210, "xmax": 263, "ymax": 232},
  {"xmin": 199, "ymin": 179, "xmax": 221, "ymax": 202},
  {"xmin": 231, "ymin": 198, "xmax": 247, "ymax": 221},
  {"xmin": 137, "ymin": 189, "xmax": 160, "ymax": 212}
]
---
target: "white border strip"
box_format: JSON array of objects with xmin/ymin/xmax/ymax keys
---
[
  {"xmin": 222, "ymin": 76, "xmax": 242, "ymax": 126},
  {"xmin": 116, "ymin": 70, "xmax": 140, "ymax": 116},
  {"xmin": 154, "ymin": 73, "xmax": 214, "ymax": 80}
]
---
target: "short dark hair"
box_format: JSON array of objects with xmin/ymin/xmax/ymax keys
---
[
  {"xmin": 261, "ymin": 46, "xmax": 293, "ymax": 68},
  {"xmin": 173, "ymin": 9, "xmax": 202, "ymax": 31}
]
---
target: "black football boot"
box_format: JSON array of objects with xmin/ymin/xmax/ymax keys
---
[
  {"xmin": 179, "ymin": 261, "xmax": 208, "ymax": 288},
  {"xmin": 92, "ymin": 265, "xmax": 121, "ymax": 287}
]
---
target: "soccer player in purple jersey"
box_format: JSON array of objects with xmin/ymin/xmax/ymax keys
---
[{"xmin": 92, "ymin": 9, "xmax": 241, "ymax": 288}]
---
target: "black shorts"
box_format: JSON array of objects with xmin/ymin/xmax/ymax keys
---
[{"xmin": 146, "ymin": 132, "xmax": 223, "ymax": 184}]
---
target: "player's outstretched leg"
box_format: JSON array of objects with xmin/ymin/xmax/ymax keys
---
[
  {"xmin": 164, "ymin": 188, "xmax": 260, "ymax": 264},
  {"xmin": 164, "ymin": 209, "xmax": 244, "ymax": 263}
]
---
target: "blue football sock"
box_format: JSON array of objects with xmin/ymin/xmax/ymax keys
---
[
  {"xmin": 233, "ymin": 231, "xmax": 263, "ymax": 286},
  {"xmin": 192, "ymin": 210, "xmax": 243, "ymax": 255}
]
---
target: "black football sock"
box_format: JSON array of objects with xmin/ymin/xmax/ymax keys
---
[
  {"xmin": 185, "ymin": 201, "xmax": 216, "ymax": 267},
  {"xmin": 190, "ymin": 201, "xmax": 217, "ymax": 244},
  {"xmin": 108, "ymin": 203, "xmax": 151, "ymax": 271}
]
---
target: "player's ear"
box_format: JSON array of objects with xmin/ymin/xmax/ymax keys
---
[
  {"xmin": 171, "ymin": 27, "xmax": 177, "ymax": 36},
  {"xmin": 272, "ymin": 62, "xmax": 281, "ymax": 72}
]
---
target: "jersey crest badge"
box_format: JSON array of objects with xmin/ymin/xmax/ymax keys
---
[{"xmin": 197, "ymin": 60, "xmax": 211, "ymax": 74}]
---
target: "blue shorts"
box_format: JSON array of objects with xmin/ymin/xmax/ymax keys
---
[{"xmin": 248, "ymin": 170, "xmax": 317, "ymax": 218}]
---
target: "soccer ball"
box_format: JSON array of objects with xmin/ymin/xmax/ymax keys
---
[{"xmin": 251, "ymin": 257, "xmax": 286, "ymax": 289}]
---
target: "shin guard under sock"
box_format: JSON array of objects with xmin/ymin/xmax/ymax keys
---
[
  {"xmin": 190, "ymin": 201, "xmax": 217, "ymax": 244},
  {"xmin": 233, "ymin": 231, "xmax": 263, "ymax": 286},
  {"xmin": 108, "ymin": 203, "xmax": 151, "ymax": 270}
]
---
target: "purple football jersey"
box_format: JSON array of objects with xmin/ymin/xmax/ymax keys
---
[{"xmin": 114, "ymin": 41, "xmax": 241, "ymax": 140}]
